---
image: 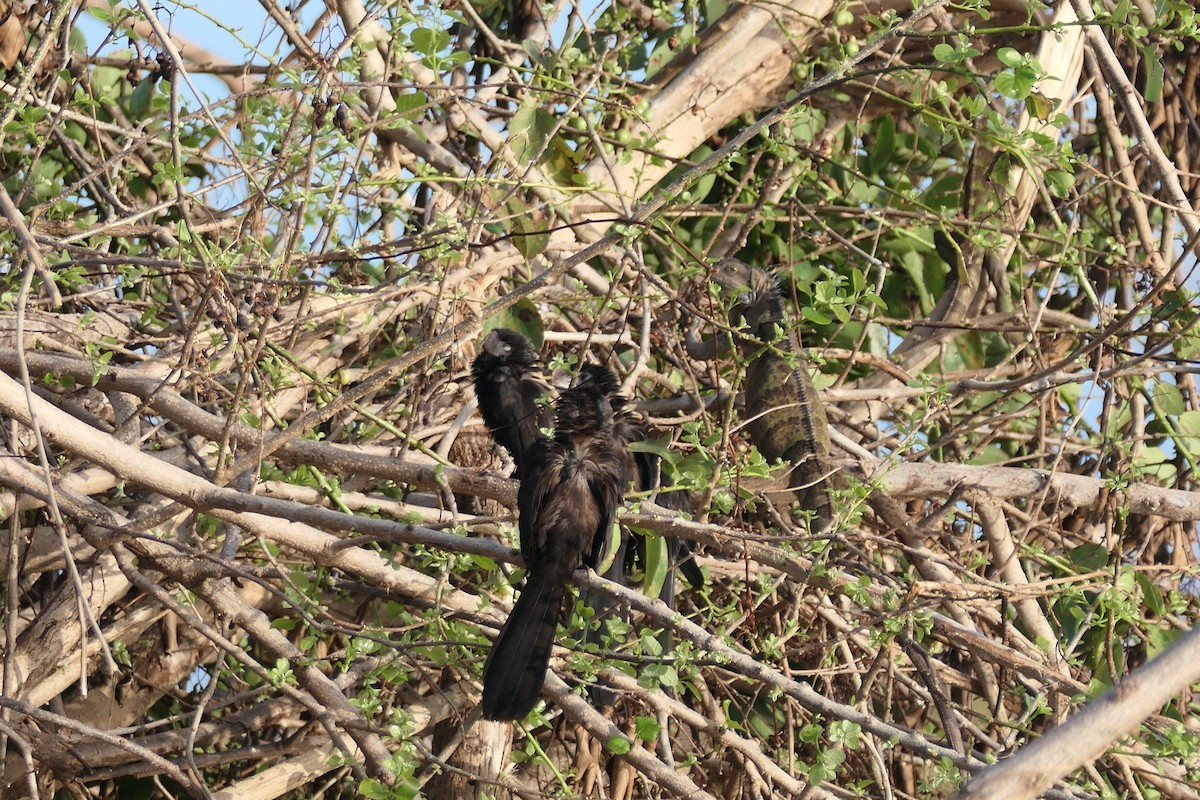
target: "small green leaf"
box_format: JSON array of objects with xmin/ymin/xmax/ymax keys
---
[
  {"xmin": 129, "ymin": 78, "xmax": 157, "ymax": 115},
  {"xmin": 1133, "ymin": 445, "xmax": 1174, "ymax": 480},
  {"xmin": 868, "ymin": 115, "xmax": 895, "ymax": 175},
  {"xmin": 1178, "ymin": 410, "xmax": 1200, "ymax": 438},
  {"xmin": 640, "ymin": 533, "xmax": 668, "ymax": 599},
  {"xmin": 1044, "ymin": 169, "xmax": 1073, "ymax": 198},
  {"xmin": 799, "ymin": 722, "xmax": 823, "ymax": 743},
  {"xmin": 628, "ymin": 437, "xmax": 678, "ymax": 463},
  {"xmin": 482, "ymin": 299, "xmax": 544, "ymax": 350},
  {"xmin": 1135, "ymin": 571, "xmax": 1166, "ymax": 618},
  {"xmin": 607, "ymin": 736, "xmax": 631, "ymax": 754},
  {"xmin": 994, "ymin": 71, "xmax": 1019, "ymax": 100},
  {"xmin": 933, "ymin": 42, "xmax": 959, "ymax": 63},
  {"xmin": 1145, "ymin": 624, "xmax": 1180, "ymax": 658},
  {"xmin": 358, "ymin": 778, "xmax": 390, "ymax": 799},
  {"xmin": 391, "ymin": 91, "xmax": 428, "ymax": 121},
  {"xmin": 512, "ymin": 213, "xmax": 550, "ymax": 260},
  {"xmin": 1068, "ymin": 543, "xmax": 1109, "ymax": 571},
  {"xmin": 996, "ymin": 47, "xmax": 1023, "ymax": 68},
  {"xmin": 801, "ymin": 306, "xmax": 832, "ymax": 325},
  {"xmin": 966, "ymin": 445, "xmax": 1009, "ymax": 466},
  {"xmin": 1142, "ymin": 47, "xmax": 1164, "ymax": 103},
  {"xmin": 509, "ymin": 97, "xmax": 552, "ymax": 165},
  {"xmin": 663, "ymin": 145, "xmax": 716, "ymax": 202},
  {"xmin": 593, "ymin": 520, "xmax": 623, "ymax": 575},
  {"xmin": 635, "ymin": 716, "xmax": 660, "ymax": 743},
  {"xmin": 1024, "ymin": 90, "xmax": 1054, "ymax": 121},
  {"xmin": 1154, "ymin": 382, "xmax": 1185, "ymax": 416},
  {"xmin": 410, "ymin": 27, "xmax": 448, "ymax": 55}
]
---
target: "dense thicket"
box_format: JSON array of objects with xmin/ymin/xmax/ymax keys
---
[{"xmin": 3, "ymin": 1, "xmax": 1200, "ymax": 798}]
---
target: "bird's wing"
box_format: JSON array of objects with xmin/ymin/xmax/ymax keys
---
[{"xmin": 517, "ymin": 439, "xmax": 562, "ymax": 565}]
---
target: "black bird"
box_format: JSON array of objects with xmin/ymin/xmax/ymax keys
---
[
  {"xmin": 481, "ymin": 380, "xmax": 625, "ymax": 721},
  {"xmin": 571, "ymin": 364, "xmax": 634, "ymax": 685},
  {"xmin": 577, "ymin": 363, "xmax": 703, "ymax": 590},
  {"xmin": 471, "ymin": 328, "xmax": 552, "ymax": 477}
]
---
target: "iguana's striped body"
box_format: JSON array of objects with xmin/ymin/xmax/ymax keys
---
[{"xmin": 714, "ymin": 259, "xmax": 841, "ymax": 532}]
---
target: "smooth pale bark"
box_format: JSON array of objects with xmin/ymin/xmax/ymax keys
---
[
  {"xmin": 574, "ymin": 0, "xmax": 835, "ymax": 228},
  {"xmin": 954, "ymin": 625, "xmax": 1200, "ymax": 800}
]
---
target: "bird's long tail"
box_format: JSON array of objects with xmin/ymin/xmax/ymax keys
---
[{"xmin": 482, "ymin": 574, "xmax": 564, "ymax": 721}]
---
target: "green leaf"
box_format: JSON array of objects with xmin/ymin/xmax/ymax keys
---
[
  {"xmin": 1178, "ymin": 410, "xmax": 1200, "ymax": 438},
  {"xmin": 932, "ymin": 42, "xmax": 959, "ymax": 63},
  {"xmin": 593, "ymin": 520, "xmax": 623, "ymax": 574},
  {"xmin": 129, "ymin": 78, "xmax": 157, "ymax": 116},
  {"xmin": 1142, "ymin": 47, "xmax": 1164, "ymax": 103},
  {"xmin": 509, "ymin": 98, "xmax": 554, "ymax": 165},
  {"xmin": 994, "ymin": 71, "xmax": 1020, "ymax": 100},
  {"xmin": 1057, "ymin": 381, "xmax": 1081, "ymax": 412},
  {"xmin": 640, "ymin": 533, "xmax": 668, "ymax": 599},
  {"xmin": 391, "ymin": 91, "xmax": 428, "ymax": 121},
  {"xmin": 628, "ymin": 437, "xmax": 679, "ymax": 464},
  {"xmin": 1153, "ymin": 381, "xmax": 1185, "ymax": 416},
  {"xmin": 635, "ymin": 716, "xmax": 661, "ymax": 743},
  {"xmin": 358, "ymin": 778, "xmax": 390, "ymax": 799},
  {"xmin": 828, "ymin": 720, "xmax": 862, "ymax": 748},
  {"xmin": 1024, "ymin": 90, "xmax": 1054, "ymax": 122},
  {"xmin": 1044, "ymin": 169, "xmax": 1073, "ymax": 198},
  {"xmin": 1069, "ymin": 543, "xmax": 1109, "ymax": 571},
  {"xmin": 607, "ymin": 736, "xmax": 631, "ymax": 754},
  {"xmin": 996, "ymin": 47, "xmax": 1023, "ymax": 68},
  {"xmin": 662, "ymin": 145, "xmax": 715, "ymax": 202},
  {"xmin": 966, "ymin": 445, "xmax": 1009, "ymax": 466},
  {"xmin": 482, "ymin": 299, "xmax": 544, "ymax": 349},
  {"xmin": 1145, "ymin": 624, "xmax": 1180, "ymax": 659},
  {"xmin": 511, "ymin": 212, "xmax": 550, "ymax": 260},
  {"xmin": 410, "ymin": 27, "xmax": 449, "ymax": 55},
  {"xmin": 1133, "ymin": 445, "xmax": 1175, "ymax": 482},
  {"xmin": 868, "ymin": 115, "xmax": 895, "ymax": 175},
  {"xmin": 1135, "ymin": 571, "xmax": 1166, "ymax": 618},
  {"xmin": 801, "ymin": 306, "xmax": 831, "ymax": 325}
]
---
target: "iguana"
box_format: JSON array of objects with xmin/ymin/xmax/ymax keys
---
[{"xmin": 710, "ymin": 258, "xmax": 844, "ymax": 533}]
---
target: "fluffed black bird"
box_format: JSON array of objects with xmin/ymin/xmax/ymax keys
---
[
  {"xmin": 571, "ymin": 364, "xmax": 633, "ymax": 696},
  {"xmin": 577, "ymin": 363, "xmax": 703, "ymax": 590},
  {"xmin": 471, "ymin": 328, "xmax": 552, "ymax": 477},
  {"xmin": 481, "ymin": 379, "xmax": 625, "ymax": 721}
]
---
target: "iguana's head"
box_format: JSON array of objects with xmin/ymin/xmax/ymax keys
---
[{"xmin": 710, "ymin": 258, "xmax": 783, "ymax": 333}]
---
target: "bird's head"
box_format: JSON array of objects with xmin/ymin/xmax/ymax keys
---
[
  {"xmin": 575, "ymin": 362, "xmax": 620, "ymax": 397},
  {"xmin": 480, "ymin": 328, "xmax": 537, "ymax": 365},
  {"xmin": 554, "ymin": 381, "xmax": 612, "ymax": 438}
]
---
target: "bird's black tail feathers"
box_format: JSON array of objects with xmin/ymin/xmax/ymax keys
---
[{"xmin": 481, "ymin": 574, "xmax": 565, "ymax": 721}]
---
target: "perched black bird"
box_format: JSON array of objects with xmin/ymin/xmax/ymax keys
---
[
  {"xmin": 577, "ymin": 363, "xmax": 703, "ymax": 590},
  {"xmin": 571, "ymin": 364, "xmax": 633, "ymax": 692},
  {"xmin": 481, "ymin": 380, "xmax": 625, "ymax": 721},
  {"xmin": 471, "ymin": 328, "xmax": 552, "ymax": 477}
]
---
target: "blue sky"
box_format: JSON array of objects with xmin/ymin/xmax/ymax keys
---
[{"xmin": 79, "ymin": 1, "xmax": 328, "ymax": 104}]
